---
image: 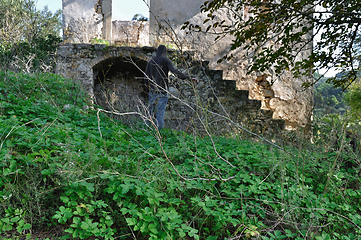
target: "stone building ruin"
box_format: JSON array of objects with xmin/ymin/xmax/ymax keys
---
[{"xmin": 59, "ymin": 0, "xmax": 313, "ymax": 134}]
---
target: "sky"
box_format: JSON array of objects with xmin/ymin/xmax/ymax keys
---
[{"xmin": 35, "ymin": 0, "xmax": 149, "ymax": 20}]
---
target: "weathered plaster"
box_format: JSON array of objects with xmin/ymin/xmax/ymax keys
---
[{"xmin": 62, "ymin": 0, "xmax": 112, "ymax": 43}]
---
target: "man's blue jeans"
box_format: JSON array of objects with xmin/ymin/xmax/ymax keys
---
[{"xmin": 147, "ymin": 91, "xmax": 169, "ymax": 129}]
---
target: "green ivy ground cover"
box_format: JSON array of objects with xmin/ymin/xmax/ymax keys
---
[{"xmin": 0, "ymin": 71, "xmax": 360, "ymax": 239}]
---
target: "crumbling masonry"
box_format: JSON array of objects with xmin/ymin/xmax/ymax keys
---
[
  {"xmin": 56, "ymin": 44, "xmax": 285, "ymax": 135},
  {"xmin": 58, "ymin": 0, "xmax": 313, "ymax": 134}
]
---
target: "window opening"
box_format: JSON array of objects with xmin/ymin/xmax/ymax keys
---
[{"xmin": 112, "ymin": 0, "xmax": 149, "ymax": 21}]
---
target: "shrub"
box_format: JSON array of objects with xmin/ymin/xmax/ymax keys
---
[{"xmin": 1, "ymin": 71, "xmax": 360, "ymax": 239}]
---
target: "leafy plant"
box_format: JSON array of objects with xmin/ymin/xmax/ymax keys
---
[
  {"xmin": 1, "ymin": 71, "xmax": 361, "ymax": 239},
  {"xmin": 345, "ymin": 80, "xmax": 361, "ymax": 120},
  {"xmin": 90, "ymin": 38, "xmax": 110, "ymax": 46},
  {"xmin": 0, "ymin": 208, "xmax": 31, "ymax": 234},
  {"xmin": 53, "ymin": 182, "xmax": 115, "ymax": 240}
]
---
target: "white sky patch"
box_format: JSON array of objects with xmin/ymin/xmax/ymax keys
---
[
  {"xmin": 313, "ymin": 5, "xmax": 341, "ymax": 77},
  {"xmin": 35, "ymin": 0, "xmax": 149, "ymax": 21}
]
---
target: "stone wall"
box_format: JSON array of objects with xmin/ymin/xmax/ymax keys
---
[
  {"xmin": 62, "ymin": 0, "xmax": 149, "ymax": 47},
  {"xmin": 62, "ymin": 0, "xmax": 112, "ymax": 43},
  {"xmin": 56, "ymin": 44, "xmax": 285, "ymax": 136},
  {"xmin": 112, "ymin": 21, "xmax": 149, "ymax": 46}
]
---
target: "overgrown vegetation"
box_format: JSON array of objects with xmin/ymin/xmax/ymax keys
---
[
  {"xmin": 313, "ymin": 72, "xmax": 348, "ymax": 117},
  {"xmin": 0, "ymin": 0, "xmax": 61, "ymax": 73},
  {"xmin": 0, "ymin": 71, "xmax": 360, "ymax": 239},
  {"xmin": 313, "ymin": 72, "xmax": 361, "ymax": 156},
  {"xmin": 1, "ymin": 1, "xmax": 361, "ymax": 239}
]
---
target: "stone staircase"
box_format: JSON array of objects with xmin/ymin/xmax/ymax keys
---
[{"xmin": 165, "ymin": 57, "xmax": 285, "ymax": 136}]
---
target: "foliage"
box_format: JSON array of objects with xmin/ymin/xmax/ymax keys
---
[
  {"xmin": 313, "ymin": 72, "xmax": 361, "ymax": 151},
  {"xmin": 345, "ymin": 80, "xmax": 361, "ymax": 120},
  {"xmin": 314, "ymin": 72, "xmax": 348, "ymax": 117},
  {"xmin": 183, "ymin": 0, "xmax": 361, "ymax": 89},
  {"xmin": 0, "ymin": 0, "xmax": 61, "ymax": 42},
  {"xmin": 1, "ymin": 71, "xmax": 361, "ymax": 239},
  {"xmin": 0, "ymin": 34, "xmax": 62, "ymax": 73},
  {"xmin": 132, "ymin": 14, "xmax": 149, "ymax": 21},
  {"xmin": 90, "ymin": 38, "xmax": 110, "ymax": 46},
  {"xmin": 0, "ymin": 0, "xmax": 62, "ymax": 73}
]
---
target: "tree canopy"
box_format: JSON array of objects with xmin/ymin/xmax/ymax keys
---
[
  {"xmin": 0, "ymin": 0, "xmax": 61, "ymax": 44},
  {"xmin": 0, "ymin": 0, "xmax": 62, "ymax": 72},
  {"xmin": 132, "ymin": 13, "xmax": 149, "ymax": 21},
  {"xmin": 183, "ymin": 0, "xmax": 361, "ymax": 89}
]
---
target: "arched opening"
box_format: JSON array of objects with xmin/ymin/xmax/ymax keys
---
[{"xmin": 93, "ymin": 56, "xmax": 148, "ymax": 124}]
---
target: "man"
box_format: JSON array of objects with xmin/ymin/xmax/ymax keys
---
[{"xmin": 144, "ymin": 45, "xmax": 198, "ymax": 129}]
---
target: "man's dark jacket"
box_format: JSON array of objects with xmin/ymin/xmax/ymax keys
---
[{"xmin": 144, "ymin": 45, "xmax": 190, "ymax": 92}]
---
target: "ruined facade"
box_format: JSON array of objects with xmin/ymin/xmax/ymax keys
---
[
  {"xmin": 56, "ymin": 44, "xmax": 285, "ymax": 135},
  {"xmin": 148, "ymin": 0, "xmax": 313, "ymax": 131},
  {"xmin": 60, "ymin": 0, "xmax": 313, "ymax": 132}
]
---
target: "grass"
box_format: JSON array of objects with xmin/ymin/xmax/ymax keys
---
[{"xmin": 0, "ymin": 71, "xmax": 360, "ymax": 239}]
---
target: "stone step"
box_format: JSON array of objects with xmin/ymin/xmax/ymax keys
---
[
  {"xmin": 208, "ymin": 70, "xmax": 223, "ymax": 81},
  {"xmin": 269, "ymin": 119, "xmax": 286, "ymax": 130},
  {"xmin": 238, "ymin": 99, "xmax": 262, "ymax": 110},
  {"xmin": 216, "ymin": 79, "xmax": 237, "ymax": 90},
  {"xmin": 232, "ymin": 89, "xmax": 249, "ymax": 101}
]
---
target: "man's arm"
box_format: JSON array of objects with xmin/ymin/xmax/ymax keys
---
[
  {"xmin": 167, "ymin": 58, "xmax": 190, "ymax": 80},
  {"xmin": 166, "ymin": 58, "xmax": 199, "ymax": 84}
]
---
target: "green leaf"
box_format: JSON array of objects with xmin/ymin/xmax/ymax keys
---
[
  {"xmin": 148, "ymin": 223, "xmax": 158, "ymax": 234},
  {"xmin": 10, "ymin": 216, "xmax": 20, "ymax": 223},
  {"xmin": 179, "ymin": 229, "xmax": 186, "ymax": 238},
  {"xmin": 315, "ymin": 232, "xmax": 331, "ymax": 240},
  {"xmin": 23, "ymin": 223, "xmax": 31, "ymax": 230},
  {"xmin": 41, "ymin": 169, "xmax": 54, "ymax": 175},
  {"xmin": 61, "ymin": 234, "xmax": 71, "ymax": 239},
  {"xmin": 73, "ymin": 217, "xmax": 81, "ymax": 225},
  {"xmin": 121, "ymin": 183, "xmax": 132, "ymax": 194},
  {"xmin": 126, "ymin": 217, "xmax": 137, "ymax": 226},
  {"xmin": 80, "ymin": 181, "xmax": 95, "ymax": 192},
  {"xmin": 60, "ymin": 196, "xmax": 69, "ymax": 203}
]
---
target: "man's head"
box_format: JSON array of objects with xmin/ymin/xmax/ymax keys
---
[{"xmin": 156, "ymin": 45, "xmax": 167, "ymax": 57}]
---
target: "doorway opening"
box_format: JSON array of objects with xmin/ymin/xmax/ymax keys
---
[{"xmin": 93, "ymin": 56, "xmax": 148, "ymax": 125}]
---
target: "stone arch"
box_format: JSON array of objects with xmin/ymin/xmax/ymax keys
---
[
  {"xmin": 90, "ymin": 50, "xmax": 149, "ymax": 124},
  {"xmin": 87, "ymin": 47, "xmax": 150, "ymax": 69}
]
